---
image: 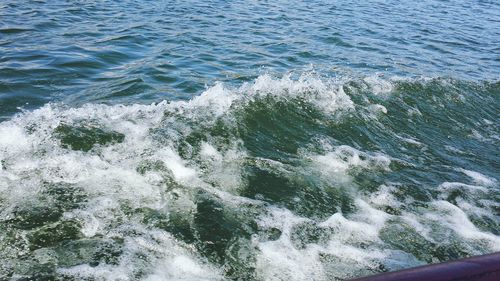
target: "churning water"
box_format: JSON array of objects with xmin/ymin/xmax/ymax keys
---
[{"xmin": 0, "ymin": 1, "xmax": 499, "ymax": 280}]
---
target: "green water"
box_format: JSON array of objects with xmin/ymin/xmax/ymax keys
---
[
  {"xmin": 1, "ymin": 75, "xmax": 498, "ymax": 280},
  {"xmin": 0, "ymin": 0, "xmax": 499, "ymax": 280}
]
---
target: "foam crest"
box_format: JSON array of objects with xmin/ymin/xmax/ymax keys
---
[
  {"xmin": 307, "ymin": 145, "xmax": 391, "ymax": 184},
  {"xmin": 458, "ymin": 169, "xmax": 497, "ymax": 187},
  {"xmin": 425, "ymin": 201, "xmax": 500, "ymax": 250},
  {"xmin": 244, "ymin": 73, "xmax": 355, "ymax": 115},
  {"xmin": 1, "ymin": 74, "xmax": 499, "ymax": 280},
  {"xmin": 0, "ymin": 73, "xmax": 358, "ymax": 279},
  {"xmin": 363, "ymin": 75, "xmax": 395, "ymax": 95},
  {"xmin": 0, "ymin": 102, "xmax": 222, "ymax": 279},
  {"xmin": 254, "ymin": 199, "xmax": 419, "ymax": 280}
]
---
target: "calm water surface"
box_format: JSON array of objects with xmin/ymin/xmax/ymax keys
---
[{"xmin": 0, "ymin": 1, "xmax": 499, "ymax": 280}]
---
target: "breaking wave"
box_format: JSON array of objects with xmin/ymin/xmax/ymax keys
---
[{"xmin": 0, "ymin": 74, "xmax": 499, "ymax": 280}]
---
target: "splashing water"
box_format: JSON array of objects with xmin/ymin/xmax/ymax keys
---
[
  {"xmin": 1, "ymin": 0, "xmax": 500, "ymax": 280},
  {"xmin": 1, "ymin": 74, "xmax": 498, "ymax": 280}
]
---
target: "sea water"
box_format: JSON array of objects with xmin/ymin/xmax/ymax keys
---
[{"xmin": 0, "ymin": 1, "xmax": 499, "ymax": 280}]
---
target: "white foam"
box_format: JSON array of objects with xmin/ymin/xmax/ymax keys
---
[
  {"xmin": 397, "ymin": 135, "xmax": 423, "ymax": 146},
  {"xmin": 188, "ymin": 82, "xmax": 237, "ymax": 118},
  {"xmin": 0, "ymin": 100, "xmax": 224, "ymax": 279},
  {"xmin": 0, "ymin": 124, "xmax": 29, "ymax": 155},
  {"xmin": 254, "ymin": 199, "xmax": 398, "ymax": 280},
  {"xmin": 57, "ymin": 263, "xmax": 130, "ymax": 281},
  {"xmin": 458, "ymin": 168, "xmax": 497, "ymax": 186},
  {"xmin": 363, "ymin": 75, "xmax": 394, "ymax": 95},
  {"xmin": 158, "ymin": 147, "xmax": 197, "ymax": 183},
  {"xmin": 400, "ymin": 213, "xmax": 433, "ymax": 242},
  {"xmin": 145, "ymin": 255, "xmax": 223, "ymax": 281},
  {"xmin": 308, "ymin": 145, "xmax": 391, "ymax": 184},
  {"xmin": 425, "ymin": 201, "xmax": 500, "ymax": 250},
  {"xmin": 255, "ymin": 208, "xmax": 324, "ymax": 280},
  {"xmin": 1, "ymin": 73, "xmax": 498, "ymax": 280},
  {"xmin": 438, "ymin": 181, "xmax": 489, "ymax": 194},
  {"xmin": 245, "ymin": 73, "xmax": 355, "ymax": 115},
  {"xmin": 199, "ymin": 142, "xmax": 222, "ymax": 161},
  {"xmin": 368, "ymin": 104, "xmax": 388, "ymax": 115},
  {"xmin": 407, "ymin": 107, "xmax": 422, "ymax": 117},
  {"xmin": 454, "ymin": 198, "xmax": 492, "ymax": 218},
  {"xmin": 368, "ymin": 185, "xmax": 403, "ymax": 210},
  {"xmin": 1, "ymin": 74, "xmax": 351, "ymax": 279}
]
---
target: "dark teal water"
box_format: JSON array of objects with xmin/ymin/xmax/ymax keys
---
[{"xmin": 0, "ymin": 1, "xmax": 499, "ymax": 280}]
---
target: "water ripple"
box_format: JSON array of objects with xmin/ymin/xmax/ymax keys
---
[{"xmin": 0, "ymin": 0, "xmax": 499, "ymax": 118}]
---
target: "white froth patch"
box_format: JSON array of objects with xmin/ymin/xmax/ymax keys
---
[
  {"xmin": 367, "ymin": 104, "xmax": 388, "ymax": 115},
  {"xmin": 199, "ymin": 142, "xmax": 222, "ymax": 161},
  {"xmin": 324, "ymin": 241, "xmax": 388, "ymax": 267},
  {"xmin": 454, "ymin": 198, "xmax": 493, "ymax": 218},
  {"xmin": 136, "ymin": 231, "xmax": 225, "ymax": 281},
  {"xmin": 407, "ymin": 107, "xmax": 422, "ymax": 117},
  {"xmin": 158, "ymin": 148, "xmax": 197, "ymax": 183},
  {"xmin": 0, "ymin": 125, "xmax": 29, "ymax": 154},
  {"xmin": 255, "ymin": 208, "xmax": 324, "ymax": 280},
  {"xmin": 425, "ymin": 201, "xmax": 500, "ymax": 250},
  {"xmin": 257, "ymin": 207, "xmax": 308, "ymax": 237},
  {"xmin": 198, "ymin": 142, "xmax": 247, "ymax": 192},
  {"xmin": 57, "ymin": 231, "xmax": 225, "ymax": 281},
  {"xmin": 256, "ymin": 241, "xmax": 325, "ymax": 281},
  {"xmin": 189, "ymin": 82, "xmax": 237, "ymax": 117},
  {"xmin": 322, "ymin": 85, "xmax": 355, "ymax": 115},
  {"xmin": 318, "ymin": 200, "xmax": 390, "ymax": 242},
  {"xmin": 145, "ymin": 255, "xmax": 223, "ymax": 281},
  {"xmin": 246, "ymin": 73, "xmax": 355, "ymax": 115},
  {"xmin": 319, "ymin": 212, "xmax": 379, "ymax": 242},
  {"xmin": 73, "ymin": 210, "xmax": 101, "ymax": 238},
  {"xmin": 0, "ymin": 101, "xmax": 214, "ymax": 279},
  {"xmin": 57, "ymin": 264, "xmax": 130, "ymax": 281},
  {"xmin": 363, "ymin": 75, "xmax": 394, "ymax": 95},
  {"xmin": 163, "ymin": 73, "xmax": 356, "ymax": 124},
  {"xmin": 309, "ymin": 145, "xmax": 391, "ymax": 184},
  {"xmin": 400, "ymin": 213, "xmax": 433, "ymax": 241},
  {"xmin": 438, "ymin": 182, "xmax": 488, "ymax": 195},
  {"xmin": 0, "ymin": 83, "xmax": 275, "ymax": 279},
  {"xmin": 2, "ymin": 74, "xmax": 499, "ymax": 280},
  {"xmin": 368, "ymin": 185, "xmax": 402, "ymax": 210},
  {"xmin": 255, "ymin": 200, "xmax": 395, "ymax": 280},
  {"xmin": 457, "ymin": 168, "xmax": 496, "ymax": 186}
]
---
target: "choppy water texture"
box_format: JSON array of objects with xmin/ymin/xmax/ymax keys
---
[{"xmin": 0, "ymin": 1, "xmax": 499, "ymax": 280}]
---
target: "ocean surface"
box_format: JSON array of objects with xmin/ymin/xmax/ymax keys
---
[{"xmin": 0, "ymin": 0, "xmax": 499, "ymax": 280}]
